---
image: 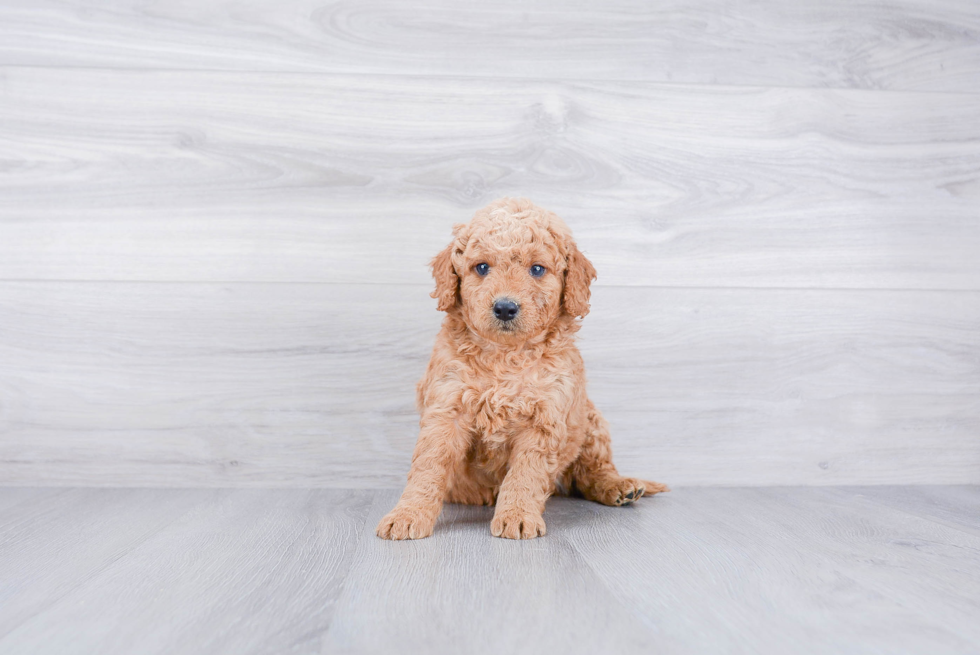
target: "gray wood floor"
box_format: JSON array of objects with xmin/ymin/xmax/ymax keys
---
[{"xmin": 1, "ymin": 486, "xmax": 978, "ymax": 655}]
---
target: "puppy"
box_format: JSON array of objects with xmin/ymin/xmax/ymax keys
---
[{"xmin": 377, "ymin": 198, "xmax": 668, "ymax": 540}]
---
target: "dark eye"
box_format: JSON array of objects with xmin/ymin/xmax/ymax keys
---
[
  {"xmin": 530, "ymin": 264, "xmax": 546, "ymax": 278},
  {"xmin": 475, "ymin": 263, "xmax": 490, "ymax": 276}
]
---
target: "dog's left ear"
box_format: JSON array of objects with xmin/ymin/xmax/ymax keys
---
[{"xmin": 562, "ymin": 240, "xmax": 597, "ymax": 318}]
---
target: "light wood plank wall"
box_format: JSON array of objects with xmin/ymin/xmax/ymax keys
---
[{"xmin": 1, "ymin": 0, "xmax": 978, "ymax": 486}]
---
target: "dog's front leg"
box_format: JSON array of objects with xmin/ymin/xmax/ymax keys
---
[
  {"xmin": 376, "ymin": 415, "xmax": 466, "ymax": 540},
  {"xmin": 491, "ymin": 440, "xmax": 554, "ymax": 539}
]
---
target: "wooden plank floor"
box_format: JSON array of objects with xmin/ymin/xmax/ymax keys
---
[{"xmin": 1, "ymin": 486, "xmax": 978, "ymax": 654}]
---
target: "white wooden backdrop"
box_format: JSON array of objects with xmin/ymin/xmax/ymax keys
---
[{"xmin": 1, "ymin": 0, "xmax": 978, "ymax": 487}]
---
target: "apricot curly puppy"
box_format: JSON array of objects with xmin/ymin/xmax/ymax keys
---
[{"xmin": 377, "ymin": 198, "xmax": 668, "ymax": 540}]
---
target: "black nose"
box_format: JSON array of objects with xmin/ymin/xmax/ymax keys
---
[{"xmin": 493, "ymin": 299, "xmax": 520, "ymax": 322}]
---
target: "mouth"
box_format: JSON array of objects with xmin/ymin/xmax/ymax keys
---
[{"xmin": 490, "ymin": 318, "xmax": 520, "ymax": 334}]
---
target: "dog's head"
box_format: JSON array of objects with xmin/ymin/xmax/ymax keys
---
[{"xmin": 430, "ymin": 198, "xmax": 596, "ymax": 344}]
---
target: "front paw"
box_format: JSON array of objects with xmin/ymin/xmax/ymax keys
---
[
  {"xmin": 376, "ymin": 505, "xmax": 436, "ymax": 540},
  {"xmin": 491, "ymin": 508, "xmax": 546, "ymax": 539}
]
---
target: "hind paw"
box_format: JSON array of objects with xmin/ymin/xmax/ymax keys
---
[{"xmin": 589, "ymin": 477, "xmax": 668, "ymax": 506}]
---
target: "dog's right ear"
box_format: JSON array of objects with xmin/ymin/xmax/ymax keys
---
[{"xmin": 430, "ymin": 223, "xmax": 467, "ymax": 312}]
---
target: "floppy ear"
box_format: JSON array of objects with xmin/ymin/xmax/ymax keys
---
[
  {"xmin": 430, "ymin": 224, "xmax": 468, "ymax": 312},
  {"xmin": 430, "ymin": 242, "xmax": 458, "ymax": 312},
  {"xmin": 562, "ymin": 241, "xmax": 597, "ymax": 318}
]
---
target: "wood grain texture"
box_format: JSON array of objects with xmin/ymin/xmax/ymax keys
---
[
  {"xmin": 323, "ymin": 492, "xmax": 659, "ymax": 654},
  {"xmin": 0, "ymin": 489, "xmax": 207, "ymax": 636},
  {"xmin": 560, "ymin": 486, "xmax": 980, "ymax": 654},
  {"xmin": 0, "ymin": 488, "xmax": 372, "ymax": 655},
  {"xmin": 0, "ymin": 487, "xmax": 59, "ymax": 514},
  {"xmin": 822, "ymin": 485, "xmax": 980, "ymax": 536},
  {"xmin": 3, "ymin": 487, "xmax": 978, "ymax": 654},
  {"xmin": 1, "ymin": 0, "xmax": 979, "ymax": 92},
  {"xmin": 1, "ymin": 2, "xmax": 978, "ymax": 490},
  {"xmin": 1, "ymin": 282, "xmax": 977, "ymax": 487},
  {"xmin": 1, "ymin": 68, "xmax": 979, "ymax": 288}
]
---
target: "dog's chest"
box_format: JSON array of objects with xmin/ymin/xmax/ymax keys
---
[
  {"xmin": 472, "ymin": 374, "xmax": 531, "ymax": 437},
  {"xmin": 464, "ymin": 360, "xmax": 564, "ymax": 442}
]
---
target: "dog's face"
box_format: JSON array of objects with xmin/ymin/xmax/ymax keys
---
[
  {"xmin": 456, "ymin": 234, "xmax": 565, "ymax": 344},
  {"xmin": 431, "ymin": 199, "xmax": 596, "ymax": 344}
]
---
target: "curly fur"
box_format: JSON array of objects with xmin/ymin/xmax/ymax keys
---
[{"xmin": 377, "ymin": 198, "xmax": 668, "ymax": 540}]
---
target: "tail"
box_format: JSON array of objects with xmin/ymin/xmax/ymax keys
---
[{"xmin": 641, "ymin": 479, "xmax": 671, "ymax": 496}]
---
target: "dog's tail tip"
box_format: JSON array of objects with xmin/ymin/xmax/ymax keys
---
[{"xmin": 642, "ymin": 480, "xmax": 671, "ymax": 495}]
